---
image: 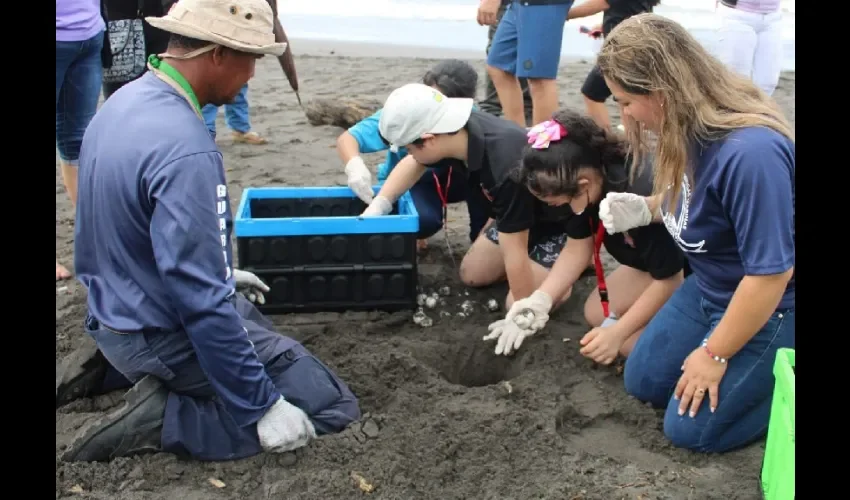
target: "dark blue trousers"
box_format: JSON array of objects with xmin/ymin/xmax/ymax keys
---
[
  {"xmin": 411, "ymin": 164, "xmax": 490, "ymax": 241},
  {"xmin": 86, "ymin": 295, "xmax": 360, "ymax": 461}
]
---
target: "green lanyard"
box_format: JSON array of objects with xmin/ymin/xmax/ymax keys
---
[{"xmin": 147, "ymin": 54, "xmax": 202, "ymax": 116}]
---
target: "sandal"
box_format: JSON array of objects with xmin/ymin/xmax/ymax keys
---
[{"xmin": 232, "ymin": 130, "xmax": 268, "ymax": 145}]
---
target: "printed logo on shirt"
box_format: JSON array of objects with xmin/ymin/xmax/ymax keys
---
[
  {"xmin": 661, "ymin": 176, "xmax": 706, "ymax": 254},
  {"xmin": 216, "ymin": 184, "xmax": 233, "ymax": 280}
]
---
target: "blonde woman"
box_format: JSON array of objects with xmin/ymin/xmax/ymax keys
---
[{"xmin": 595, "ymin": 13, "xmax": 795, "ymax": 453}]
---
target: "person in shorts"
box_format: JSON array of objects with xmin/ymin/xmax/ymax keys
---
[
  {"xmin": 57, "ymin": 0, "xmax": 106, "ymax": 280},
  {"xmin": 482, "ymin": 0, "xmax": 574, "ymax": 128},
  {"xmin": 479, "ymin": 0, "xmax": 533, "ymax": 123},
  {"xmin": 568, "ymin": 0, "xmax": 660, "ymax": 130}
]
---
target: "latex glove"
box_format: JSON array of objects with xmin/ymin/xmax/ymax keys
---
[
  {"xmin": 505, "ymin": 290, "xmax": 553, "ymax": 332},
  {"xmin": 345, "ymin": 156, "xmax": 374, "ymax": 204},
  {"xmin": 360, "ymin": 195, "xmax": 393, "ymax": 217},
  {"xmin": 483, "ymin": 318, "xmax": 537, "ymax": 356},
  {"xmin": 598, "ymin": 192, "xmax": 653, "ymax": 235},
  {"xmin": 257, "ymin": 397, "xmax": 317, "ymax": 453},
  {"xmin": 233, "ymin": 268, "xmax": 270, "ymax": 304}
]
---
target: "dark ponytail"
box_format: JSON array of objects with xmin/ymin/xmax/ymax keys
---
[{"xmin": 514, "ymin": 108, "xmax": 628, "ymax": 197}]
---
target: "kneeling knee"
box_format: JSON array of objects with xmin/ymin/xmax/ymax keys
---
[
  {"xmin": 459, "ymin": 258, "xmax": 497, "ymax": 288},
  {"xmin": 622, "ymin": 360, "xmax": 668, "ymax": 408},
  {"xmin": 311, "ymin": 393, "xmax": 361, "ymax": 435},
  {"xmin": 662, "ymin": 412, "xmax": 718, "ymax": 453}
]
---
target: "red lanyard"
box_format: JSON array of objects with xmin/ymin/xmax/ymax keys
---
[
  {"xmin": 590, "ymin": 219, "xmax": 610, "ymax": 318},
  {"xmin": 432, "ymin": 165, "xmax": 453, "ymax": 228}
]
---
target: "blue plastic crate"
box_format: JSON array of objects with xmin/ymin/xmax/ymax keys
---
[
  {"xmin": 234, "ymin": 186, "xmax": 419, "ymax": 237},
  {"xmin": 233, "ymin": 186, "xmax": 420, "ymax": 314}
]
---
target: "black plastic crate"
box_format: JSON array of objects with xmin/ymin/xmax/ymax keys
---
[
  {"xmin": 234, "ymin": 187, "xmax": 420, "ymax": 313},
  {"xmin": 252, "ymin": 264, "xmax": 416, "ymax": 314}
]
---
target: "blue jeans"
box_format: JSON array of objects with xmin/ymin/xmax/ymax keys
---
[
  {"xmin": 624, "ymin": 275, "xmax": 795, "ymax": 453},
  {"xmin": 202, "ymin": 84, "xmax": 251, "ymax": 137},
  {"xmin": 56, "ymin": 32, "xmax": 104, "ymax": 164},
  {"xmin": 86, "ymin": 294, "xmax": 360, "ymax": 461},
  {"xmin": 411, "ymin": 165, "xmax": 490, "ymax": 241}
]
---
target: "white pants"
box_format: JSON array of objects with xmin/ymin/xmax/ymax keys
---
[{"xmin": 715, "ymin": 4, "xmax": 783, "ymax": 96}]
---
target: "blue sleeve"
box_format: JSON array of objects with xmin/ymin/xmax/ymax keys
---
[
  {"xmin": 147, "ymin": 152, "xmax": 280, "ymax": 427},
  {"xmin": 718, "ymin": 130, "xmax": 795, "ymax": 275},
  {"xmin": 347, "ymin": 110, "xmax": 389, "ymax": 154}
]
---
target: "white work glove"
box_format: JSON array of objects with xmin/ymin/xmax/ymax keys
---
[
  {"xmin": 483, "ymin": 318, "xmax": 538, "ymax": 356},
  {"xmin": 232, "ymin": 268, "xmax": 270, "ymax": 304},
  {"xmin": 506, "ymin": 290, "xmax": 553, "ymax": 331},
  {"xmin": 257, "ymin": 397, "xmax": 317, "ymax": 453},
  {"xmin": 483, "ymin": 290, "xmax": 553, "ymax": 356},
  {"xmin": 345, "ymin": 156, "xmax": 375, "ymax": 204},
  {"xmin": 360, "ymin": 195, "xmax": 393, "ymax": 217},
  {"xmin": 598, "ymin": 192, "xmax": 654, "ymax": 235}
]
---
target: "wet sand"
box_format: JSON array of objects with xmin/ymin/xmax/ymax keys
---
[{"xmin": 56, "ymin": 39, "xmax": 796, "ymax": 499}]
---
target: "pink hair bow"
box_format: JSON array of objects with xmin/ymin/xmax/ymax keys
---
[{"xmin": 527, "ymin": 120, "xmax": 567, "ymax": 149}]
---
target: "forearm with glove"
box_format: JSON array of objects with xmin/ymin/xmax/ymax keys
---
[{"xmin": 360, "ymin": 155, "xmax": 427, "ymax": 217}]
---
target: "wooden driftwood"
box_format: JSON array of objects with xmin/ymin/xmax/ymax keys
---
[{"xmin": 304, "ymin": 98, "xmax": 383, "ymax": 129}]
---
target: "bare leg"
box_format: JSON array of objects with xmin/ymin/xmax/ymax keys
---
[
  {"xmin": 458, "ymin": 232, "xmax": 569, "ymax": 308},
  {"xmin": 459, "ymin": 234, "xmax": 509, "ymax": 288},
  {"xmin": 60, "ymin": 161, "xmax": 78, "ymax": 206},
  {"xmin": 486, "ymin": 66, "xmax": 526, "ymax": 127},
  {"xmin": 527, "ymin": 78, "xmax": 559, "ymax": 126}
]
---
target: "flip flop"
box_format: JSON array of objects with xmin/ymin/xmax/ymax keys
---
[{"xmin": 232, "ymin": 131, "xmax": 268, "ymax": 145}]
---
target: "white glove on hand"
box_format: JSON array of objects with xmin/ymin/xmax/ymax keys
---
[
  {"xmin": 506, "ymin": 290, "xmax": 553, "ymax": 331},
  {"xmin": 483, "ymin": 318, "xmax": 538, "ymax": 356},
  {"xmin": 232, "ymin": 268, "xmax": 270, "ymax": 304},
  {"xmin": 345, "ymin": 156, "xmax": 375, "ymax": 204},
  {"xmin": 598, "ymin": 192, "xmax": 653, "ymax": 235},
  {"xmin": 360, "ymin": 195, "xmax": 393, "ymax": 217},
  {"xmin": 257, "ymin": 397, "xmax": 317, "ymax": 453}
]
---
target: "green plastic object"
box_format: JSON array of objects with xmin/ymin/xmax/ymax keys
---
[{"xmin": 761, "ymin": 348, "xmax": 795, "ymax": 500}]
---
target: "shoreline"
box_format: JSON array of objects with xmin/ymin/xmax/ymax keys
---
[{"xmin": 289, "ymin": 37, "xmax": 795, "ymax": 76}]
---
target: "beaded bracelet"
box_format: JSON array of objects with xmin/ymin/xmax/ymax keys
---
[{"xmin": 701, "ymin": 340, "xmax": 728, "ymax": 364}]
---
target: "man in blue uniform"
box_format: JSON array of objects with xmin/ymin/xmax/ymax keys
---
[{"xmin": 61, "ymin": 0, "xmax": 360, "ymax": 462}]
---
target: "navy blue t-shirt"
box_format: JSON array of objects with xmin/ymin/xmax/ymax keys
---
[
  {"xmin": 661, "ymin": 127, "xmax": 795, "ymax": 308},
  {"xmin": 74, "ymin": 73, "xmax": 280, "ymax": 428}
]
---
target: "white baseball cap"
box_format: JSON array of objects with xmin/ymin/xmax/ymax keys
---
[{"xmin": 378, "ymin": 83, "xmax": 474, "ymax": 152}]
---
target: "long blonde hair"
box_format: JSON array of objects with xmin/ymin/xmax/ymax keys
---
[{"xmin": 596, "ymin": 13, "xmax": 794, "ymax": 209}]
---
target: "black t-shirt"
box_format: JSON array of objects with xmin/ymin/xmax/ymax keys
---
[
  {"xmin": 464, "ymin": 111, "xmax": 573, "ymax": 236},
  {"xmin": 573, "ymin": 157, "xmax": 684, "ymax": 280},
  {"xmin": 602, "ymin": 0, "xmax": 657, "ymax": 36}
]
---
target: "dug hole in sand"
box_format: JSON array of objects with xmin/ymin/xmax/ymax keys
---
[{"xmin": 56, "ymin": 51, "xmax": 795, "ymax": 499}]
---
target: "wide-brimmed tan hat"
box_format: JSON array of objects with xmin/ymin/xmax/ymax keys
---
[{"xmin": 146, "ymin": 0, "xmax": 287, "ymax": 57}]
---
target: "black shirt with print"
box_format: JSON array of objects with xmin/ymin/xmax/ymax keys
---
[
  {"xmin": 602, "ymin": 0, "xmax": 658, "ymax": 36},
  {"xmin": 573, "ymin": 157, "xmax": 684, "ymax": 280},
  {"xmin": 465, "ymin": 110, "xmax": 575, "ymax": 239}
]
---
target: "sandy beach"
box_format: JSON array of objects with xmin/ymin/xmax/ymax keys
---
[{"xmin": 55, "ymin": 39, "xmax": 796, "ymax": 500}]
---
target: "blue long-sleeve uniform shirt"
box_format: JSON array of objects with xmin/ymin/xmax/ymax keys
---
[{"xmin": 74, "ymin": 73, "xmax": 280, "ymax": 427}]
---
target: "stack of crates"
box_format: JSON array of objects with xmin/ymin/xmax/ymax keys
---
[
  {"xmin": 233, "ymin": 186, "xmax": 420, "ymax": 314},
  {"xmin": 761, "ymin": 348, "xmax": 795, "ymax": 500}
]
